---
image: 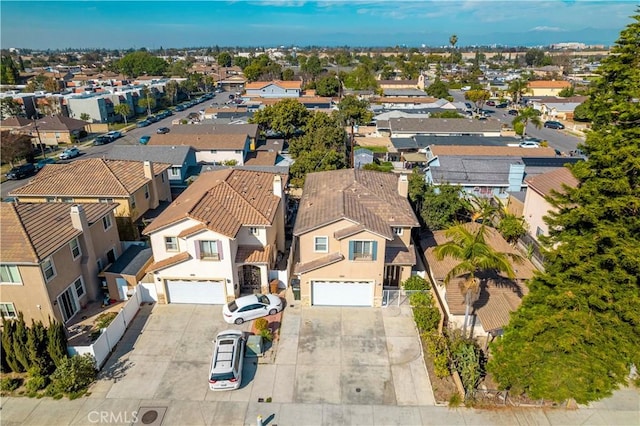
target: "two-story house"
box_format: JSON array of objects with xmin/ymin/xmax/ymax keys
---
[
  {"xmin": 10, "ymin": 158, "xmax": 171, "ymax": 240},
  {"xmin": 143, "ymin": 169, "xmax": 287, "ymax": 304},
  {"xmin": 527, "ymin": 80, "xmax": 572, "ymax": 97},
  {"xmin": 0, "ymin": 203, "xmax": 121, "ymax": 326},
  {"xmin": 293, "ymin": 169, "xmax": 420, "ymax": 307},
  {"xmin": 244, "ymin": 80, "xmax": 302, "ymax": 99}
]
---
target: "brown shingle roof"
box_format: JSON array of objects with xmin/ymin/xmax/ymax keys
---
[
  {"xmin": 0, "ymin": 117, "xmax": 31, "ymax": 128},
  {"xmin": 146, "ymin": 252, "xmax": 191, "ymax": 272},
  {"xmin": 170, "ymin": 124, "xmax": 258, "ymax": 137},
  {"xmin": 525, "ymin": 167, "xmax": 579, "ymax": 197},
  {"xmin": 385, "ymin": 245, "xmax": 416, "ymax": 265},
  {"xmin": 143, "ymin": 169, "xmax": 286, "ymax": 238},
  {"xmin": 0, "ymin": 202, "xmax": 116, "ymax": 263},
  {"xmin": 235, "ymin": 245, "xmax": 273, "ymax": 264},
  {"xmin": 430, "ymin": 145, "xmax": 557, "ymax": 157},
  {"xmin": 22, "ymin": 115, "xmax": 88, "ymax": 132},
  {"xmin": 388, "ymin": 118, "xmax": 502, "ymax": 134},
  {"xmin": 528, "ymin": 80, "xmax": 571, "ymax": 89},
  {"xmin": 294, "ymin": 252, "xmax": 345, "ymax": 275},
  {"xmin": 293, "ymin": 170, "xmax": 419, "ymax": 239},
  {"xmin": 148, "ymin": 133, "xmax": 249, "ymax": 150},
  {"xmin": 10, "ymin": 159, "xmax": 170, "ymax": 198},
  {"xmin": 245, "ymin": 80, "xmax": 302, "ymax": 90},
  {"xmin": 244, "ymin": 151, "xmax": 278, "ymax": 166}
]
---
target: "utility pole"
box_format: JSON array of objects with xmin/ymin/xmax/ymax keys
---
[
  {"xmin": 30, "ymin": 97, "xmax": 46, "ymax": 158},
  {"xmin": 350, "ymin": 119, "xmax": 355, "ymax": 168}
]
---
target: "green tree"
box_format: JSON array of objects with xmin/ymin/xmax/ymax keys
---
[
  {"xmin": 0, "ymin": 97, "xmax": 23, "ymax": 119},
  {"xmin": 497, "ymin": 213, "xmax": 527, "ymax": 243},
  {"xmin": 343, "ymin": 64, "xmax": 378, "ymax": 91},
  {"xmin": 0, "ymin": 132, "xmax": 33, "ymax": 168},
  {"xmin": 282, "ymin": 68, "xmax": 295, "ymax": 81},
  {"xmin": 507, "ymin": 78, "xmax": 529, "ymax": 105},
  {"xmin": 449, "ymin": 34, "xmax": 458, "ymax": 65},
  {"xmin": 1, "ymin": 317, "xmax": 20, "ymax": 372},
  {"xmin": 512, "ymin": 106, "xmax": 542, "ymax": 138},
  {"xmin": 558, "ymin": 86, "xmax": 575, "ymax": 97},
  {"xmin": 301, "ymin": 55, "xmax": 323, "ymax": 80},
  {"xmin": 572, "ymin": 100, "xmax": 591, "ymax": 122},
  {"xmin": 216, "ymin": 52, "xmax": 232, "ymax": 67},
  {"xmin": 289, "ymin": 112, "xmax": 347, "ymax": 159},
  {"xmin": 421, "ymin": 184, "xmax": 471, "ymax": 230},
  {"xmin": 425, "ymin": 79, "xmax": 450, "ymax": 99},
  {"xmin": 79, "ymin": 113, "xmax": 90, "ymax": 122},
  {"xmin": 489, "ymin": 11, "xmax": 640, "ymax": 404},
  {"xmin": 117, "ymin": 51, "xmax": 168, "ymax": 78},
  {"xmin": 24, "ymin": 75, "xmax": 58, "ymax": 93},
  {"xmin": 1, "ymin": 55, "xmax": 20, "ymax": 84},
  {"xmin": 524, "ymin": 48, "xmax": 546, "ymax": 67},
  {"xmin": 289, "ymin": 149, "xmax": 346, "ymax": 188},
  {"xmin": 114, "ymin": 103, "xmax": 131, "ymax": 124},
  {"xmin": 249, "ymin": 98, "xmax": 310, "ymax": 140},
  {"xmin": 138, "ymin": 87, "xmax": 156, "ymax": 116},
  {"xmin": 167, "ymin": 60, "xmax": 189, "ymax": 78},
  {"xmin": 430, "ymin": 111, "xmax": 463, "ymax": 119},
  {"xmin": 12, "ymin": 312, "xmax": 31, "ymax": 371},
  {"xmin": 47, "ymin": 319, "xmax": 68, "ymax": 368},
  {"xmin": 50, "ymin": 354, "xmax": 96, "ymax": 394},
  {"xmin": 434, "ymin": 224, "xmax": 520, "ymax": 336},
  {"xmin": 334, "ymin": 95, "xmax": 373, "ymax": 127},
  {"xmin": 27, "ymin": 320, "xmax": 54, "ymax": 375},
  {"xmin": 408, "ymin": 168, "xmax": 427, "ymax": 215},
  {"xmin": 315, "ymin": 75, "xmax": 341, "ymax": 97},
  {"xmin": 465, "ymin": 89, "xmax": 490, "ymax": 112}
]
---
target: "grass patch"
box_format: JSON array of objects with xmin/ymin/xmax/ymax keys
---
[{"xmin": 356, "ymin": 145, "xmax": 387, "ymax": 153}]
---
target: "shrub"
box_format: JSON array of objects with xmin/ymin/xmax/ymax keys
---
[
  {"xmin": 254, "ymin": 318, "xmax": 269, "ymax": 332},
  {"xmin": 498, "ymin": 214, "xmax": 527, "ymax": 243},
  {"xmin": 448, "ymin": 392, "xmax": 463, "ymax": 407},
  {"xmin": 95, "ymin": 312, "xmax": 118, "ymax": 329},
  {"xmin": 424, "ymin": 333, "xmax": 450, "ymax": 378},
  {"xmin": 25, "ymin": 374, "xmax": 47, "ymax": 393},
  {"xmin": 0, "ymin": 377, "xmax": 22, "ymax": 392},
  {"xmin": 49, "ymin": 354, "xmax": 96, "ymax": 394},
  {"xmin": 409, "ymin": 291, "xmax": 433, "ymax": 307},
  {"xmin": 403, "ymin": 275, "xmax": 431, "ymax": 291},
  {"xmin": 413, "ymin": 306, "xmax": 440, "ymax": 333},
  {"xmin": 258, "ymin": 328, "xmax": 273, "ymax": 342}
]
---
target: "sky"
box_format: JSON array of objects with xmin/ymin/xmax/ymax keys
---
[{"xmin": 0, "ymin": 1, "xmax": 637, "ymax": 50}]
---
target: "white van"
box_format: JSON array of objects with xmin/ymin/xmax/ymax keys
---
[{"xmin": 209, "ymin": 330, "xmax": 245, "ymax": 391}]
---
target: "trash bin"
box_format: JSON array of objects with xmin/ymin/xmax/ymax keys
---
[
  {"xmin": 291, "ymin": 279, "xmax": 301, "ymax": 301},
  {"xmin": 269, "ymin": 279, "xmax": 279, "ymax": 294}
]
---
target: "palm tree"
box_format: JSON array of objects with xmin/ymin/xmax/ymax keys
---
[
  {"xmin": 512, "ymin": 106, "xmax": 542, "ymax": 139},
  {"xmin": 434, "ymin": 224, "xmax": 521, "ymax": 337},
  {"xmin": 114, "ymin": 103, "xmax": 131, "ymax": 125},
  {"xmin": 507, "ymin": 78, "xmax": 529, "ymax": 105},
  {"xmin": 449, "ymin": 34, "xmax": 458, "ymax": 66}
]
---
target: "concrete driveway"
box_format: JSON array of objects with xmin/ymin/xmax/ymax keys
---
[{"xmin": 90, "ymin": 301, "xmax": 434, "ymax": 407}]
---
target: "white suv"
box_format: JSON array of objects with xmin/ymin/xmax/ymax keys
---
[{"xmin": 209, "ymin": 330, "xmax": 245, "ymax": 391}]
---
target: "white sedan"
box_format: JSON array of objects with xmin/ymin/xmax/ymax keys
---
[{"xmin": 222, "ymin": 294, "xmax": 283, "ymax": 325}]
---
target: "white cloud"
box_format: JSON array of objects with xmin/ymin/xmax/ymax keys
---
[{"xmin": 531, "ymin": 26, "xmax": 566, "ymax": 32}]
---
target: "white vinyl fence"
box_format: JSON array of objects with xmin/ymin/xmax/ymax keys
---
[{"xmin": 68, "ymin": 286, "xmax": 146, "ymax": 369}]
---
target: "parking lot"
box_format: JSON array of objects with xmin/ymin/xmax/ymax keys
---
[{"xmin": 91, "ymin": 302, "xmax": 434, "ymax": 407}]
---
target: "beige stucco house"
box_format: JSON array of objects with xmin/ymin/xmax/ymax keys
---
[
  {"xmin": 10, "ymin": 158, "xmax": 171, "ymax": 240},
  {"xmin": 143, "ymin": 168, "xmax": 287, "ymax": 304},
  {"xmin": 523, "ymin": 167, "xmax": 579, "ymax": 242},
  {"xmin": 527, "ymin": 80, "xmax": 572, "ymax": 97},
  {"xmin": 1, "ymin": 203, "xmax": 121, "ymax": 326},
  {"xmin": 293, "ymin": 169, "xmax": 420, "ymax": 307}
]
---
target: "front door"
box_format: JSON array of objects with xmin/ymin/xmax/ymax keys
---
[
  {"xmin": 384, "ymin": 265, "xmax": 401, "ymax": 287},
  {"xmin": 240, "ymin": 265, "xmax": 262, "ymax": 293}
]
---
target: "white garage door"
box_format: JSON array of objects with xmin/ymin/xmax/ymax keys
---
[
  {"xmin": 166, "ymin": 280, "xmax": 226, "ymax": 304},
  {"xmin": 311, "ymin": 280, "xmax": 374, "ymax": 307}
]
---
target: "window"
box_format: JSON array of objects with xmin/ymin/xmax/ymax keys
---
[
  {"xmin": 144, "ymin": 184, "xmax": 150, "ymax": 199},
  {"xmin": 0, "ymin": 303, "xmax": 17, "ymax": 319},
  {"xmin": 0, "ymin": 265, "xmax": 21, "ymax": 284},
  {"xmin": 130, "ymin": 195, "xmax": 136, "ymax": 211},
  {"xmin": 42, "ymin": 258, "xmax": 56, "ymax": 281},
  {"xmin": 102, "ymin": 214, "xmax": 112, "ymax": 230},
  {"xmin": 235, "ymin": 150, "xmax": 242, "ymax": 154},
  {"xmin": 45, "ymin": 197, "xmax": 55, "ymax": 203},
  {"xmin": 61, "ymin": 197, "xmax": 74, "ymax": 203},
  {"xmin": 58, "ymin": 284, "xmax": 79, "ymax": 323},
  {"xmin": 392, "ymin": 227, "xmax": 403, "ymax": 236},
  {"xmin": 314, "ymin": 236, "xmax": 328, "ymax": 253},
  {"xmin": 249, "ymin": 227, "xmax": 259, "ymax": 236},
  {"xmin": 349, "ymin": 240, "xmax": 377, "ymax": 261},
  {"xmin": 197, "ymin": 240, "xmax": 222, "ymax": 261},
  {"xmin": 169, "ymin": 167, "xmax": 181, "ymax": 178},
  {"xmin": 70, "ymin": 238, "xmax": 81, "ymax": 259},
  {"xmin": 161, "ymin": 173, "xmax": 165, "ymax": 183},
  {"xmin": 210, "ymin": 150, "xmax": 217, "ymax": 154},
  {"xmin": 74, "ymin": 277, "xmax": 85, "ymax": 298},
  {"xmin": 97, "ymin": 258, "xmax": 103, "ymax": 271},
  {"xmin": 99, "ymin": 198, "xmax": 114, "ymax": 203},
  {"xmin": 165, "ymin": 236, "xmax": 178, "ymax": 251},
  {"xmin": 536, "ymin": 227, "xmax": 545, "ymax": 237}
]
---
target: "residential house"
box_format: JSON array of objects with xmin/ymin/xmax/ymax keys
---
[
  {"xmin": 354, "ymin": 148, "xmax": 374, "ymax": 169},
  {"xmin": 255, "ymin": 96, "xmax": 333, "ymax": 110},
  {"xmin": 143, "ymin": 169, "xmax": 288, "ymax": 304},
  {"xmin": 523, "ymin": 167, "xmax": 578, "ymax": 243},
  {"xmin": 106, "ymin": 145, "xmax": 197, "ymax": 192},
  {"xmin": 377, "ymin": 79, "xmax": 419, "ymax": 90},
  {"xmin": 293, "ymin": 170, "xmax": 420, "ymax": 307},
  {"xmin": 101, "ymin": 244, "xmax": 153, "ymax": 302},
  {"xmin": 0, "ymin": 116, "xmax": 32, "ymax": 131},
  {"xmin": 423, "ymin": 222, "xmax": 536, "ymax": 339},
  {"xmin": 378, "ymin": 117, "xmax": 503, "ymax": 138},
  {"xmin": 10, "ymin": 159, "xmax": 171, "ymax": 240},
  {"xmin": 527, "ymin": 80, "xmax": 571, "ymax": 97},
  {"xmin": 19, "ymin": 115, "xmax": 88, "ymax": 146},
  {"xmin": 530, "ymin": 96, "xmax": 588, "ymax": 121},
  {"xmin": 244, "ymin": 80, "xmax": 302, "ymax": 98},
  {"xmin": 0, "ymin": 203, "xmax": 121, "ymax": 326}
]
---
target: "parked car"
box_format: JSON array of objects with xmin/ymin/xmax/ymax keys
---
[
  {"xmin": 544, "ymin": 120, "xmax": 565, "ymax": 129},
  {"xmin": 35, "ymin": 157, "xmax": 56, "ymax": 170},
  {"xmin": 106, "ymin": 131, "xmax": 122, "ymax": 140},
  {"xmin": 59, "ymin": 147, "xmax": 80, "ymax": 159},
  {"xmin": 6, "ymin": 163, "xmax": 36, "ymax": 180},
  {"xmin": 136, "ymin": 120, "xmax": 151, "ymax": 128},
  {"xmin": 486, "ymin": 100, "xmax": 496, "ymax": 106},
  {"xmin": 139, "ymin": 135, "xmax": 151, "ymax": 145},
  {"xmin": 175, "ymin": 105, "xmax": 186, "ymax": 112},
  {"xmin": 508, "ymin": 109, "xmax": 519, "ymax": 116},
  {"xmin": 222, "ymin": 294, "xmax": 283, "ymax": 325},
  {"xmin": 147, "ymin": 115, "xmax": 159, "ymax": 123},
  {"xmin": 156, "ymin": 127, "xmax": 170, "ymax": 134},
  {"xmin": 495, "ymin": 103, "xmax": 508, "ymax": 108},
  {"xmin": 93, "ymin": 136, "xmax": 111, "ymax": 146},
  {"xmin": 209, "ymin": 330, "xmax": 245, "ymax": 391},
  {"xmin": 519, "ymin": 141, "xmax": 541, "ymax": 148}
]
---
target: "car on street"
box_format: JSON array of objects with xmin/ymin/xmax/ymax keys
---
[
  {"xmin": 59, "ymin": 147, "xmax": 80, "ymax": 160},
  {"xmin": 544, "ymin": 120, "xmax": 565, "ymax": 129},
  {"xmin": 519, "ymin": 140, "xmax": 541, "ymax": 148},
  {"xmin": 139, "ymin": 135, "xmax": 151, "ymax": 145},
  {"xmin": 35, "ymin": 158, "xmax": 56, "ymax": 170},
  {"xmin": 93, "ymin": 135, "xmax": 112, "ymax": 145},
  {"xmin": 485, "ymin": 100, "xmax": 496, "ymax": 106},
  {"xmin": 209, "ymin": 330, "xmax": 245, "ymax": 391},
  {"xmin": 495, "ymin": 102, "xmax": 508, "ymax": 108},
  {"xmin": 508, "ymin": 109, "xmax": 519, "ymax": 116},
  {"xmin": 156, "ymin": 127, "xmax": 170, "ymax": 134},
  {"xmin": 6, "ymin": 163, "xmax": 36, "ymax": 180},
  {"xmin": 136, "ymin": 120, "xmax": 151, "ymax": 128},
  {"xmin": 222, "ymin": 294, "xmax": 283, "ymax": 325},
  {"xmin": 106, "ymin": 131, "xmax": 122, "ymax": 140}
]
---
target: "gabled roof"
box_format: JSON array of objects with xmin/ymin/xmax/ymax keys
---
[
  {"xmin": 10, "ymin": 159, "xmax": 170, "ymax": 198},
  {"xmin": 143, "ymin": 169, "xmax": 287, "ymax": 238},
  {"xmin": 148, "ymin": 133, "xmax": 249, "ymax": 151},
  {"xmin": 525, "ymin": 167, "xmax": 578, "ymax": 197},
  {"xmin": 22, "ymin": 115, "xmax": 88, "ymax": 132},
  {"xmin": 0, "ymin": 202, "xmax": 117, "ymax": 263},
  {"xmin": 388, "ymin": 117, "xmax": 502, "ymax": 134},
  {"xmin": 169, "ymin": 124, "xmax": 258, "ymax": 138},
  {"xmin": 527, "ymin": 80, "xmax": 571, "ymax": 89},
  {"xmin": 293, "ymin": 169, "xmax": 419, "ymax": 239},
  {"xmin": 245, "ymin": 80, "xmax": 302, "ymax": 90},
  {"xmin": 106, "ymin": 145, "xmax": 192, "ymax": 166},
  {"xmin": 430, "ymin": 145, "xmax": 557, "ymax": 157},
  {"xmin": 0, "ymin": 116, "xmax": 31, "ymax": 128}
]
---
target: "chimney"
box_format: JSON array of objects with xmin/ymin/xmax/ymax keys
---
[
  {"xmin": 70, "ymin": 204, "xmax": 89, "ymax": 232},
  {"xmin": 273, "ymin": 174, "xmax": 282, "ymax": 198},
  {"xmin": 398, "ymin": 174, "xmax": 409, "ymax": 198},
  {"xmin": 143, "ymin": 160, "xmax": 154, "ymax": 180}
]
